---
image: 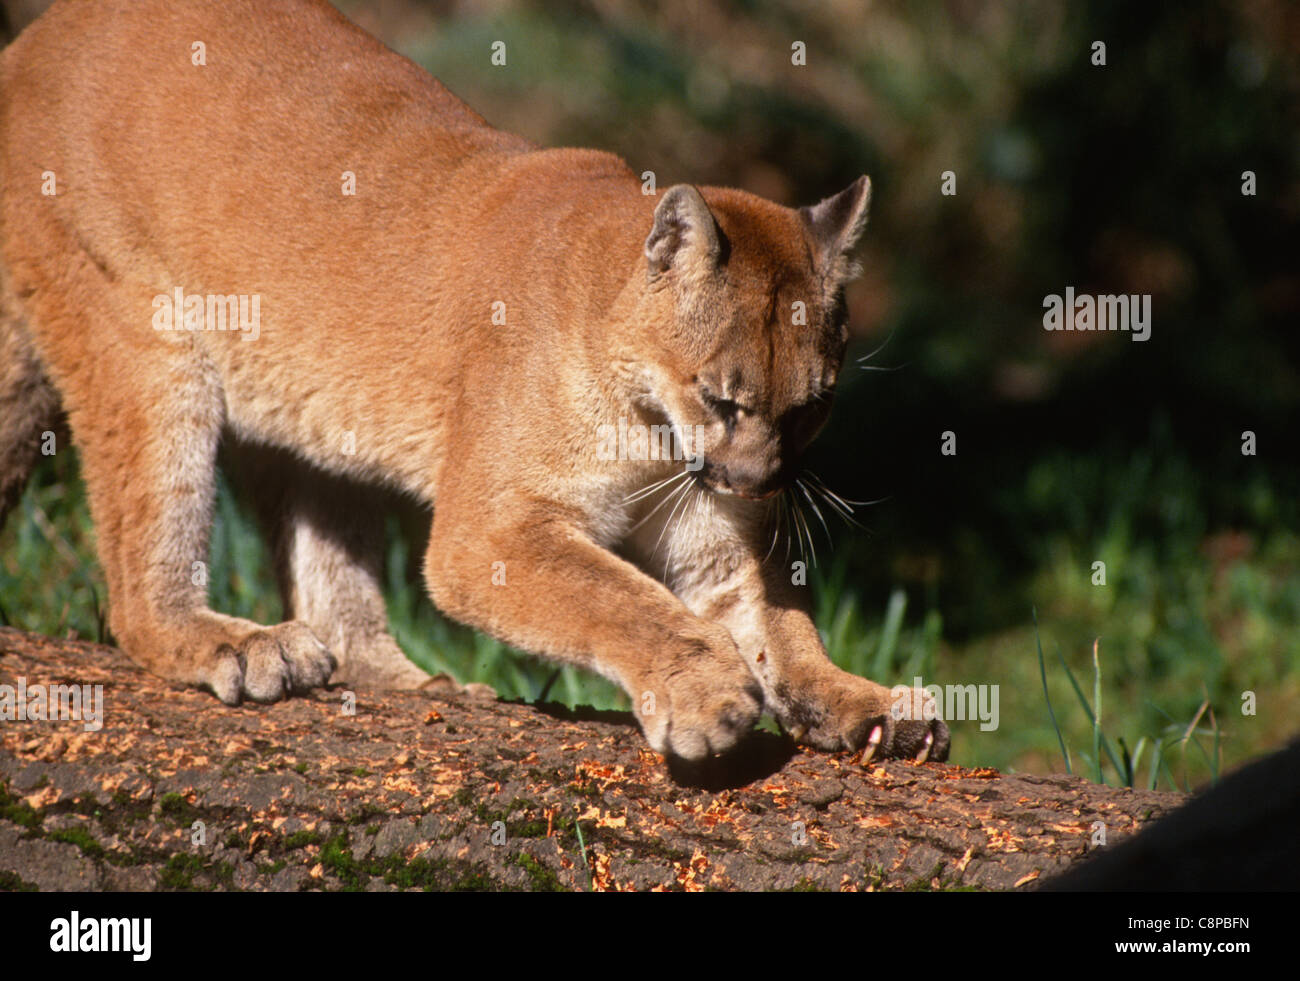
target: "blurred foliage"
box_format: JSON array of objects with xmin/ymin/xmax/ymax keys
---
[{"xmin": 4, "ymin": 0, "xmax": 1299, "ymax": 784}]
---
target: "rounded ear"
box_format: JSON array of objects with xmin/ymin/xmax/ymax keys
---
[
  {"xmin": 799, "ymin": 175, "xmax": 872, "ymax": 281},
  {"xmin": 644, "ymin": 184, "xmax": 721, "ymax": 282}
]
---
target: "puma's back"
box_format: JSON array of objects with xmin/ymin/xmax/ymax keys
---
[{"xmin": 2, "ymin": 0, "xmax": 653, "ymax": 496}]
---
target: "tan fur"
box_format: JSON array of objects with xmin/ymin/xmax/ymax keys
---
[{"xmin": 0, "ymin": 0, "xmax": 947, "ymax": 761}]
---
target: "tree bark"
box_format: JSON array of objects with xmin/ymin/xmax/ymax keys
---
[{"xmin": 0, "ymin": 626, "xmax": 1182, "ymax": 892}]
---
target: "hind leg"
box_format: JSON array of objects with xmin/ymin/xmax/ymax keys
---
[
  {"xmin": 79, "ymin": 371, "xmax": 336, "ymax": 703},
  {"xmin": 226, "ymin": 442, "xmax": 489, "ymax": 694},
  {"xmin": 2, "ymin": 117, "xmax": 330, "ymax": 701},
  {"xmin": 21, "ymin": 312, "xmax": 333, "ymax": 702}
]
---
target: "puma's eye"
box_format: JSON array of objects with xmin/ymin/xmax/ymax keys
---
[{"xmin": 701, "ymin": 389, "xmax": 741, "ymax": 420}]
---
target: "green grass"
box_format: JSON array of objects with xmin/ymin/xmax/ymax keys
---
[
  {"xmin": 1032, "ymin": 611, "xmax": 1222, "ymax": 790},
  {"xmin": 0, "ymin": 448, "xmax": 107, "ymax": 642}
]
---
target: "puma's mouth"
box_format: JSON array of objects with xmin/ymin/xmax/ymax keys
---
[
  {"xmin": 731, "ymin": 486, "xmax": 783, "ymax": 500},
  {"xmin": 691, "ymin": 467, "xmax": 785, "ymax": 500}
]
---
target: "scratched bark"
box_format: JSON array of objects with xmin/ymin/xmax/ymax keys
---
[{"xmin": 0, "ymin": 626, "xmax": 1181, "ymax": 892}]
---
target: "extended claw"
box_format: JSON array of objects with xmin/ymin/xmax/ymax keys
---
[
  {"xmin": 916, "ymin": 730, "xmax": 934, "ymax": 763},
  {"xmin": 861, "ymin": 724, "xmax": 883, "ymax": 765}
]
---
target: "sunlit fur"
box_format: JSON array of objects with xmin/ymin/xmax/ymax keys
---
[{"xmin": 0, "ymin": 0, "xmax": 947, "ymax": 762}]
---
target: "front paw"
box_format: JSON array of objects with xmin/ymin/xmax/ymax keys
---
[
  {"xmin": 777, "ymin": 674, "xmax": 950, "ymax": 762},
  {"xmin": 207, "ymin": 621, "xmax": 336, "ymax": 705},
  {"xmin": 637, "ymin": 652, "xmax": 763, "ymax": 762}
]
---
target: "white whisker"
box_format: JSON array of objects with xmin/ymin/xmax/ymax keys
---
[
  {"xmin": 650, "ymin": 475, "xmax": 695, "ymax": 572},
  {"xmin": 786, "ymin": 491, "xmax": 808, "ymax": 568},
  {"xmin": 762, "ymin": 497, "xmax": 782, "ymax": 563},
  {"xmin": 796, "ymin": 495, "xmax": 818, "ymax": 567},
  {"xmin": 796, "ymin": 478, "xmax": 833, "ymax": 547},
  {"xmin": 805, "ymin": 470, "xmax": 883, "ymax": 514},
  {"xmin": 782, "ymin": 492, "xmax": 794, "ymax": 564},
  {"xmin": 660, "ymin": 484, "xmax": 700, "ymax": 581},
  {"xmin": 623, "ymin": 471, "xmax": 691, "ymax": 536},
  {"xmin": 855, "ymin": 328, "xmax": 896, "ymax": 365},
  {"xmin": 621, "ymin": 469, "xmax": 687, "ymax": 506}
]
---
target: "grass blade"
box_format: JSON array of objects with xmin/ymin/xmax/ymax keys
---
[
  {"xmin": 1091, "ymin": 638, "xmax": 1103, "ymax": 784},
  {"xmin": 870, "ymin": 589, "xmax": 907, "ymax": 679},
  {"xmin": 1052, "ymin": 640, "xmax": 1123, "ymax": 781},
  {"xmin": 1033, "ymin": 607, "xmax": 1071, "ymax": 774}
]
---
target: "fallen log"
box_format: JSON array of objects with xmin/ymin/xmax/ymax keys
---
[{"xmin": 0, "ymin": 626, "xmax": 1181, "ymax": 892}]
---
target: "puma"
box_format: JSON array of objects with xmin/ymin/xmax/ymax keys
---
[{"xmin": 0, "ymin": 0, "xmax": 948, "ymax": 762}]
